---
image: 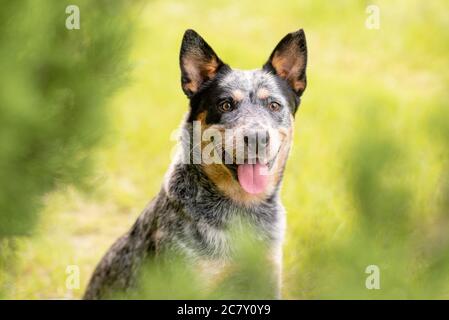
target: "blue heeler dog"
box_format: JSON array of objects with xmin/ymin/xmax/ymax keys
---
[{"xmin": 84, "ymin": 29, "xmax": 307, "ymax": 299}]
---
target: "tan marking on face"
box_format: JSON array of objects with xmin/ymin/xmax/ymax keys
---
[
  {"xmin": 196, "ymin": 110, "xmax": 208, "ymax": 125},
  {"xmin": 197, "ymin": 111, "xmax": 227, "ymax": 131},
  {"xmin": 197, "ymin": 111, "xmax": 228, "ymax": 163},
  {"xmin": 271, "ymin": 117, "xmax": 294, "ymax": 187},
  {"xmin": 232, "ymin": 89, "xmax": 245, "ymax": 102},
  {"xmin": 257, "ymin": 87, "xmax": 270, "ymax": 100},
  {"xmin": 202, "ymin": 163, "xmax": 273, "ymax": 205},
  {"xmin": 200, "ymin": 114, "xmax": 294, "ymax": 205}
]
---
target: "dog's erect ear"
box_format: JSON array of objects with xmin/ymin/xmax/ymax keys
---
[
  {"xmin": 180, "ymin": 29, "xmax": 226, "ymax": 98},
  {"xmin": 263, "ymin": 29, "xmax": 307, "ymax": 97}
]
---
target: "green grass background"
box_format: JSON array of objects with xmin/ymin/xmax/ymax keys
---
[{"xmin": 4, "ymin": 0, "xmax": 449, "ymax": 299}]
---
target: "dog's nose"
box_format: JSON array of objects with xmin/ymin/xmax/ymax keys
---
[{"xmin": 243, "ymin": 130, "xmax": 270, "ymax": 147}]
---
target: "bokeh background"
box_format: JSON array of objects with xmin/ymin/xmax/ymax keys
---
[{"xmin": 1, "ymin": 0, "xmax": 449, "ymax": 299}]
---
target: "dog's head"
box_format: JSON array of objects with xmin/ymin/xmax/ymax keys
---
[{"xmin": 179, "ymin": 29, "xmax": 307, "ymax": 204}]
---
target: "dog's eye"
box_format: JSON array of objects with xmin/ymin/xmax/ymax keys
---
[
  {"xmin": 269, "ymin": 102, "xmax": 281, "ymax": 112},
  {"xmin": 218, "ymin": 101, "xmax": 233, "ymax": 112}
]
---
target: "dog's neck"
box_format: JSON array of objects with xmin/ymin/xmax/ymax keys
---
[{"xmin": 164, "ymin": 161, "xmax": 285, "ymax": 241}]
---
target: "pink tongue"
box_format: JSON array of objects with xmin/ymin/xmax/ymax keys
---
[{"xmin": 237, "ymin": 163, "xmax": 269, "ymax": 194}]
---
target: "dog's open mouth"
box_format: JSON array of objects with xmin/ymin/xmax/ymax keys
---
[{"xmin": 224, "ymin": 148, "xmax": 280, "ymax": 195}]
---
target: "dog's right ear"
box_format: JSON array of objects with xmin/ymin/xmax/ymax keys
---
[{"xmin": 180, "ymin": 29, "xmax": 226, "ymax": 98}]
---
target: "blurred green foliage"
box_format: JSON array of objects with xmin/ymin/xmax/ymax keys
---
[
  {"xmin": 1, "ymin": 0, "xmax": 449, "ymax": 299},
  {"xmin": 0, "ymin": 0, "xmax": 135, "ymax": 294},
  {"xmin": 120, "ymin": 222, "xmax": 276, "ymax": 300}
]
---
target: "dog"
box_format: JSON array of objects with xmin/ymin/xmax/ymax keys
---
[{"xmin": 83, "ymin": 28, "xmax": 307, "ymax": 299}]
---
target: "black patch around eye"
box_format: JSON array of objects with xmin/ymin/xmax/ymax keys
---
[
  {"xmin": 186, "ymin": 68, "xmax": 232, "ymax": 124},
  {"xmin": 206, "ymin": 101, "xmax": 226, "ymax": 124}
]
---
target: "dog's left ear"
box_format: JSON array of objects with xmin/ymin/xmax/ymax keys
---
[
  {"xmin": 263, "ymin": 29, "xmax": 307, "ymax": 97},
  {"xmin": 180, "ymin": 29, "xmax": 226, "ymax": 98}
]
